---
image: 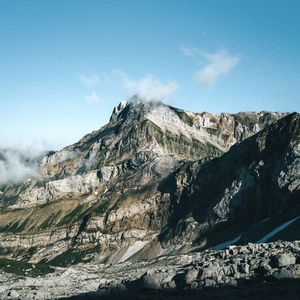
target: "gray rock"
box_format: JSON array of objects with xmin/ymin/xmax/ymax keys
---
[
  {"xmin": 230, "ymin": 264, "xmax": 238, "ymax": 274},
  {"xmin": 7, "ymin": 290, "xmax": 19, "ymax": 299},
  {"xmin": 198, "ymin": 264, "xmax": 221, "ymax": 279},
  {"xmin": 140, "ymin": 274, "xmax": 161, "ymax": 290},
  {"xmin": 216, "ymin": 276, "xmax": 225, "ymax": 284},
  {"xmin": 184, "ymin": 269, "xmax": 199, "ymax": 284},
  {"xmin": 256, "ymin": 264, "xmax": 270, "ymax": 276},
  {"xmin": 167, "ymin": 280, "xmax": 176, "ymax": 289},
  {"xmin": 204, "ymin": 278, "xmax": 217, "ymax": 287},
  {"xmin": 289, "ymin": 265, "xmax": 300, "ymax": 279},
  {"xmin": 221, "ymin": 265, "xmax": 233, "ymax": 276},
  {"xmin": 239, "ymin": 263, "xmax": 250, "ymax": 274},
  {"xmin": 274, "ymin": 254, "xmax": 296, "ymax": 267},
  {"xmin": 249, "ymin": 259, "xmax": 256, "ymax": 266},
  {"xmin": 271, "ymin": 268, "xmax": 293, "ymax": 280},
  {"xmin": 190, "ymin": 281, "xmax": 199, "ymax": 290}
]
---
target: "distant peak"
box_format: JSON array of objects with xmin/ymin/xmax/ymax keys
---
[
  {"xmin": 109, "ymin": 95, "xmax": 167, "ymax": 124},
  {"xmin": 109, "ymin": 100, "xmax": 128, "ymax": 123}
]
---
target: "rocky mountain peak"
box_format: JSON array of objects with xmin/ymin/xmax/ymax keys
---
[
  {"xmin": 0, "ymin": 99, "xmax": 297, "ymax": 283},
  {"xmin": 109, "ymin": 99, "xmax": 128, "ymax": 123},
  {"xmin": 109, "ymin": 95, "xmax": 167, "ymax": 125}
]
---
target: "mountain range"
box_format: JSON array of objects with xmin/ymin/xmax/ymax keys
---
[{"xmin": 0, "ymin": 96, "xmax": 299, "ymax": 299}]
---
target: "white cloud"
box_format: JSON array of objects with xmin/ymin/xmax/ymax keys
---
[
  {"xmin": 180, "ymin": 47, "xmax": 241, "ymax": 86},
  {"xmin": 116, "ymin": 71, "xmax": 178, "ymax": 100},
  {"xmin": 77, "ymin": 73, "xmax": 100, "ymax": 87},
  {"xmin": 85, "ymin": 90, "xmax": 100, "ymax": 103},
  {"xmin": 196, "ymin": 50, "xmax": 240, "ymax": 86},
  {"xmin": 77, "ymin": 70, "xmax": 178, "ymax": 103},
  {"xmin": 0, "ymin": 149, "xmax": 40, "ymax": 185}
]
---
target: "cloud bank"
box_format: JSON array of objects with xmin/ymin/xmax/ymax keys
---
[
  {"xmin": 181, "ymin": 47, "xmax": 241, "ymax": 86},
  {"xmin": 0, "ymin": 149, "xmax": 41, "ymax": 185}
]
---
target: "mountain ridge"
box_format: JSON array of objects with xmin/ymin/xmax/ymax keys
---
[{"xmin": 0, "ymin": 97, "xmax": 297, "ymax": 268}]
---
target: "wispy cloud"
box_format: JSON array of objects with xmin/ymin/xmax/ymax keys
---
[
  {"xmin": 77, "ymin": 73, "xmax": 100, "ymax": 87},
  {"xmin": 115, "ymin": 71, "xmax": 178, "ymax": 100},
  {"xmin": 195, "ymin": 50, "xmax": 241, "ymax": 86},
  {"xmin": 85, "ymin": 90, "xmax": 100, "ymax": 103},
  {"xmin": 180, "ymin": 47, "xmax": 241, "ymax": 86},
  {"xmin": 0, "ymin": 149, "xmax": 41, "ymax": 185},
  {"xmin": 77, "ymin": 70, "xmax": 178, "ymax": 102}
]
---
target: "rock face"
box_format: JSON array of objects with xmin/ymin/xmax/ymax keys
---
[
  {"xmin": 0, "ymin": 96, "xmax": 297, "ymax": 268},
  {"xmin": 146, "ymin": 112, "xmax": 300, "ymax": 257}
]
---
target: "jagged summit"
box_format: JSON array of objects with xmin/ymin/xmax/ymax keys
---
[
  {"xmin": 109, "ymin": 99, "xmax": 128, "ymax": 123},
  {"xmin": 108, "ymin": 97, "xmax": 287, "ymax": 145},
  {"xmin": 35, "ymin": 99, "xmax": 285, "ymax": 181},
  {"xmin": 109, "ymin": 95, "xmax": 167, "ymax": 125}
]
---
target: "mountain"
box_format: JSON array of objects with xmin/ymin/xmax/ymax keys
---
[
  {"xmin": 150, "ymin": 111, "xmax": 300, "ymax": 256},
  {"xmin": 0, "ymin": 97, "xmax": 296, "ymax": 268}
]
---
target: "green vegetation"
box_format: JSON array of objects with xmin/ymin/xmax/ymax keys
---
[
  {"xmin": 57, "ymin": 204, "xmax": 85, "ymax": 226},
  {"xmin": 47, "ymin": 249, "xmax": 83, "ymax": 267},
  {"xmin": 142, "ymin": 119, "xmax": 223, "ymax": 159},
  {"xmin": 175, "ymin": 111, "xmax": 194, "ymax": 127},
  {"xmin": 93, "ymin": 199, "xmax": 112, "ymax": 215},
  {"xmin": 106, "ymin": 194, "xmax": 125, "ymax": 213},
  {"xmin": 235, "ymin": 112, "xmax": 259, "ymax": 128},
  {"xmin": 0, "ymin": 258, "xmax": 55, "ymax": 277},
  {"xmin": 48, "ymin": 245, "xmax": 100, "ymax": 267},
  {"xmin": 39, "ymin": 212, "xmax": 59, "ymax": 230},
  {"xmin": 0, "ymin": 218, "xmax": 30, "ymax": 233}
]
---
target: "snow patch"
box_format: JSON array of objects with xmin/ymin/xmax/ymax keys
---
[
  {"xmin": 119, "ymin": 241, "xmax": 148, "ymax": 263},
  {"xmin": 256, "ymin": 216, "xmax": 300, "ymax": 243}
]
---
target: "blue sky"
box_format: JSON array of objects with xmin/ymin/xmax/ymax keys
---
[{"xmin": 0, "ymin": 0, "xmax": 299, "ymax": 149}]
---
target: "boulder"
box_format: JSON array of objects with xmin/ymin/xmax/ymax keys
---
[
  {"xmin": 204, "ymin": 278, "xmax": 217, "ymax": 287},
  {"xmin": 274, "ymin": 254, "xmax": 296, "ymax": 267},
  {"xmin": 239, "ymin": 263, "xmax": 250, "ymax": 274},
  {"xmin": 140, "ymin": 274, "xmax": 161, "ymax": 290},
  {"xmin": 271, "ymin": 268, "xmax": 293, "ymax": 280},
  {"xmin": 184, "ymin": 269, "xmax": 199, "ymax": 284},
  {"xmin": 198, "ymin": 264, "xmax": 221, "ymax": 279}
]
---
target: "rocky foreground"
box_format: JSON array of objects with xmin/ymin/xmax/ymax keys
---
[{"xmin": 1, "ymin": 240, "xmax": 300, "ymax": 300}]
